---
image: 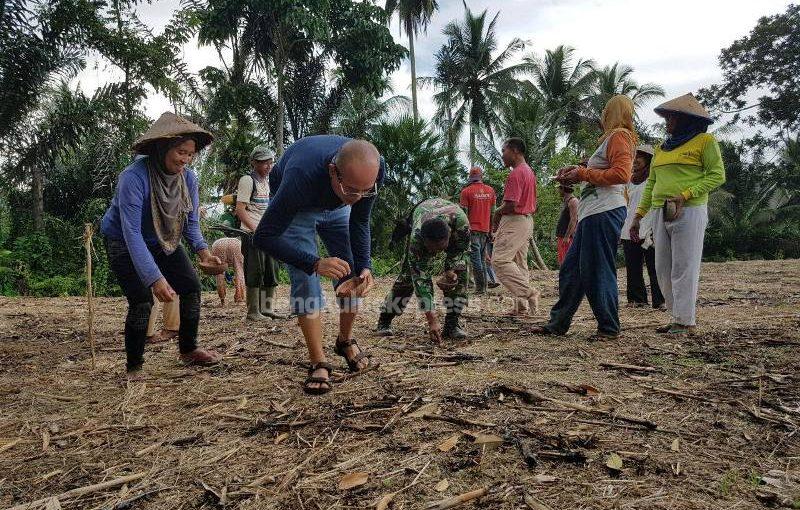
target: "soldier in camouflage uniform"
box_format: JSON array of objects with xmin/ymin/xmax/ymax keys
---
[{"xmin": 376, "ymin": 198, "xmax": 471, "ymax": 342}]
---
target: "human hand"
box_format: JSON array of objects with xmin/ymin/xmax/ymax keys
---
[
  {"xmin": 557, "ymin": 166, "xmax": 582, "ymax": 185},
  {"xmin": 152, "ymin": 277, "xmax": 176, "ymax": 303},
  {"xmin": 427, "ymin": 313, "xmax": 442, "ymax": 343},
  {"xmin": 629, "ymin": 216, "xmax": 641, "ymax": 243},
  {"xmin": 436, "ymin": 270, "xmax": 458, "ymax": 291},
  {"xmin": 314, "ymin": 257, "xmax": 351, "ymax": 279}
]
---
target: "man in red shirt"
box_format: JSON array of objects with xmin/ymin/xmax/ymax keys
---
[
  {"xmin": 491, "ymin": 138, "xmax": 540, "ymax": 315},
  {"xmin": 460, "ymin": 167, "xmax": 497, "ymax": 294}
]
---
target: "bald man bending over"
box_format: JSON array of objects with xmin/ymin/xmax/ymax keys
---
[{"xmin": 253, "ymin": 136, "xmax": 384, "ymax": 395}]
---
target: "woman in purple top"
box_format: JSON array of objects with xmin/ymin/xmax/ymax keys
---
[{"xmin": 101, "ymin": 112, "xmax": 223, "ymax": 377}]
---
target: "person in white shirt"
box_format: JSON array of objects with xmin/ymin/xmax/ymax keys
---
[
  {"xmin": 621, "ymin": 145, "xmax": 664, "ymax": 309},
  {"xmin": 235, "ymin": 145, "xmax": 283, "ymax": 320}
]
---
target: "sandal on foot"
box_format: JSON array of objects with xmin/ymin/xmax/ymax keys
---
[
  {"xmin": 303, "ymin": 362, "xmax": 333, "ymax": 395},
  {"xmin": 180, "ymin": 348, "xmax": 222, "ymax": 366},
  {"xmin": 655, "ymin": 323, "xmax": 675, "ymax": 333},
  {"xmin": 334, "ymin": 337, "xmax": 373, "ymax": 373}
]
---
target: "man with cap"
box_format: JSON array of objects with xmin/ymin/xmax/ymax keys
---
[
  {"xmin": 236, "ymin": 145, "xmax": 282, "ymax": 320},
  {"xmin": 630, "ymin": 93, "xmax": 725, "ymax": 334},
  {"xmin": 459, "ymin": 166, "xmax": 497, "ymax": 294},
  {"xmin": 376, "ymin": 198, "xmax": 471, "ymax": 342},
  {"xmin": 253, "ymin": 135, "xmax": 383, "ymax": 395},
  {"xmin": 621, "ymin": 145, "xmax": 664, "ymax": 309}
]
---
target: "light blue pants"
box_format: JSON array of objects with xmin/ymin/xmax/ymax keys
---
[{"xmin": 282, "ymin": 206, "xmax": 360, "ymax": 315}]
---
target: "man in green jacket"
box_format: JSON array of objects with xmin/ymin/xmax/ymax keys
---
[{"xmin": 376, "ymin": 198, "xmax": 471, "ymax": 342}]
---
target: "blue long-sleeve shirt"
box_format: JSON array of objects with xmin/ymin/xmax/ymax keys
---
[
  {"xmin": 253, "ymin": 135, "xmax": 384, "ymax": 275},
  {"xmin": 100, "ymin": 156, "xmax": 208, "ymax": 287}
]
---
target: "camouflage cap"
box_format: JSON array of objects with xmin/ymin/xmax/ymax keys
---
[{"xmin": 250, "ymin": 145, "xmax": 275, "ymax": 161}]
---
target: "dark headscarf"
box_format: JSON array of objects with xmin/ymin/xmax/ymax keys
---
[{"xmin": 661, "ymin": 114, "xmax": 711, "ymax": 151}]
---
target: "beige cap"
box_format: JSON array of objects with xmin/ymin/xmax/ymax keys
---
[
  {"xmin": 654, "ymin": 93, "xmax": 713, "ymax": 123},
  {"xmin": 132, "ymin": 112, "xmax": 214, "ymax": 153},
  {"xmin": 250, "ymin": 145, "xmax": 275, "ymax": 161}
]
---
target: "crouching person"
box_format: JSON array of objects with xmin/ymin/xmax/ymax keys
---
[
  {"xmin": 377, "ymin": 198, "xmax": 471, "ymax": 343},
  {"xmin": 101, "ymin": 112, "xmax": 223, "ymax": 378}
]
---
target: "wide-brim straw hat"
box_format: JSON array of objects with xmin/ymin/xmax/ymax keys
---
[
  {"xmin": 654, "ymin": 93, "xmax": 713, "ymax": 124},
  {"xmin": 132, "ymin": 112, "xmax": 214, "ymax": 153}
]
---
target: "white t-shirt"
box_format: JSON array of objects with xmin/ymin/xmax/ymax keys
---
[
  {"xmin": 621, "ymin": 181, "xmax": 653, "ymax": 243},
  {"xmin": 577, "ymin": 136, "xmax": 628, "ymax": 222},
  {"xmin": 236, "ymin": 173, "xmax": 269, "ymax": 232}
]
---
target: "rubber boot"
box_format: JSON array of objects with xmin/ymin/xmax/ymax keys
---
[
  {"xmin": 246, "ymin": 287, "xmax": 267, "ymax": 321},
  {"xmin": 260, "ymin": 287, "xmax": 285, "ymax": 319},
  {"xmin": 443, "ymin": 313, "xmax": 467, "ymax": 339},
  {"xmin": 376, "ymin": 312, "xmax": 395, "ymax": 336}
]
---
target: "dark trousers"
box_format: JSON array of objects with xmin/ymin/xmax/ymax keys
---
[
  {"xmin": 622, "ymin": 239, "xmax": 664, "ymax": 307},
  {"xmin": 106, "ymin": 239, "xmax": 201, "ymax": 370},
  {"xmin": 241, "ymin": 233, "xmax": 278, "ymax": 289},
  {"xmin": 546, "ymin": 207, "xmax": 626, "ymax": 335}
]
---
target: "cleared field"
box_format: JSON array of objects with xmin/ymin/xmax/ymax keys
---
[{"xmin": 1, "ymin": 259, "xmax": 798, "ymax": 509}]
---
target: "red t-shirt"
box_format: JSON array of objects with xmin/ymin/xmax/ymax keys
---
[
  {"xmin": 459, "ymin": 182, "xmax": 496, "ymax": 233},
  {"xmin": 503, "ymin": 162, "xmax": 537, "ymax": 215}
]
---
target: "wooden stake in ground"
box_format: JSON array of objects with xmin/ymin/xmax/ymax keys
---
[
  {"xmin": 84, "ymin": 223, "xmax": 97, "ymax": 369},
  {"xmin": 8, "ymin": 472, "xmax": 146, "ymax": 510},
  {"xmin": 425, "ymin": 487, "xmax": 488, "ymax": 509}
]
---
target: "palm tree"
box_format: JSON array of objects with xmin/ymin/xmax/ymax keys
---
[
  {"xmin": 384, "ymin": 0, "xmax": 438, "ymax": 121},
  {"xmin": 434, "ymin": 3, "xmax": 528, "ymax": 164},
  {"xmin": 588, "ymin": 63, "xmax": 664, "ymax": 119},
  {"xmin": 332, "ymin": 89, "xmax": 410, "ymax": 139},
  {"xmin": 525, "ymin": 45, "xmax": 594, "ymax": 146},
  {"xmin": 419, "ymin": 41, "xmax": 461, "ymax": 154}
]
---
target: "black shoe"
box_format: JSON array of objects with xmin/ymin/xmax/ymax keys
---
[
  {"xmin": 443, "ymin": 314, "xmax": 467, "ymax": 339},
  {"xmin": 376, "ymin": 313, "xmax": 394, "ymax": 336},
  {"xmin": 487, "ymin": 282, "xmax": 500, "ymax": 289}
]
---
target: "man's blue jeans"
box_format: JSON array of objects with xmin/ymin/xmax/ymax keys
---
[
  {"xmin": 545, "ymin": 207, "xmax": 626, "ymax": 335},
  {"xmin": 469, "ymin": 232, "xmax": 489, "ymax": 291},
  {"xmin": 281, "ymin": 206, "xmax": 359, "ymax": 315}
]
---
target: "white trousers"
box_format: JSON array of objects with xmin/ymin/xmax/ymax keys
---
[{"xmin": 653, "ymin": 205, "xmax": 708, "ymax": 326}]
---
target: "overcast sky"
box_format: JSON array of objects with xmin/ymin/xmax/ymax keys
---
[{"xmin": 75, "ymin": 0, "xmax": 791, "ymax": 148}]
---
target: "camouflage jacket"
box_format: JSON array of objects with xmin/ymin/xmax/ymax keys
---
[{"xmin": 407, "ymin": 198, "xmax": 470, "ymax": 309}]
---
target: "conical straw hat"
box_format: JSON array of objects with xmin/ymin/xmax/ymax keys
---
[
  {"xmin": 132, "ymin": 112, "xmax": 214, "ymax": 153},
  {"xmin": 654, "ymin": 93, "xmax": 713, "ymax": 123}
]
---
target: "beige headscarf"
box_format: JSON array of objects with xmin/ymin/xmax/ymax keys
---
[
  {"xmin": 599, "ymin": 95, "xmax": 639, "ymax": 149},
  {"xmin": 146, "ymin": 139, "xmax": 193, "ymax": 255}
]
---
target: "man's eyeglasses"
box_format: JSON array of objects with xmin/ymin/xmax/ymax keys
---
[{"xmin": 334, "ymin": 166, "xmax": 378, "ymax": 199}]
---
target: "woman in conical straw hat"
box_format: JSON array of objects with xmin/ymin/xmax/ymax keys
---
[
  {"xmin": 534, "ymin": 94, "xmax": 638, "ymax": 340},
  {"xmin": 101, "ymin": 112, "xmax": 223, "ymax": 378},
  {"xmin": 628, "ymin": 93, "xmax": 726, "ymax": 335}
]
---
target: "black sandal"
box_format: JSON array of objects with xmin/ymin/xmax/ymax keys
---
[
  {"xmin": 303, "ymin": 361, "xmax": 333, "ymax": 395},
  {"xmin": 334, "ymin": 337, "xmax": 373, "ymax": 373}
]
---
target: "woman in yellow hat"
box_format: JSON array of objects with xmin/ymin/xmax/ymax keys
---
[
  {"xmin": 629, "ymin": 93, "xmax": 726, "ymax": 334},
  {"xmin": 101, "ymin": 112, "xmax": 223, "ymax": 377}
]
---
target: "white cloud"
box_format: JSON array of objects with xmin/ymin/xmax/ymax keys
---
[{"xmin": 73, "ymin": 0, "xmax": 792, "ymax": 146}]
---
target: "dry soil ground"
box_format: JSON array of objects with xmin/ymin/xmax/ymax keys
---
[{"xmin": 1, "ymin": 259, "xmax": 799, "ymax": 510}]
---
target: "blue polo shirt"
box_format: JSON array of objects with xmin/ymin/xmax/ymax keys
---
[{"xmin": 253, "ymin": 135, "xmax": 384, "ymax": 275}]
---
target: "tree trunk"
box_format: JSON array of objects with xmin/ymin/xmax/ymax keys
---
[
  {"xmin": 469, "ymin": 122, "xmax": 476, "ymax": 165},
  {"xmin": 32, "ymin": 165, "xmax": 44, "ymax": 231},
  {"xmin": 409, "ymin": 33, "xmax": 418, "ymax": 122},
  {"xmin": 275, "ymin": 68, "xmax": 285, "ymax": 156},
  {"xmin": 529, "ymin": 237, "xmax": 547, "ymax": 270}
]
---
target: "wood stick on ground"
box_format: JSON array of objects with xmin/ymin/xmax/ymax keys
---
[
  {"xmin": 640, "ymin": 384, "xmax": 721, "ymax": 404},
  {"xmin": 8, "ymin": 472, "xmax": 146, "ymax": 510},
  {"xmin": 423, "ymin": 413, "xmax": 496, "ymax": 428},
  {"xmin": 331, "ymin": 363, "xmax": 379, "ymax": 383},
  {"xmin": 262, "ymin": 339, "xmax": 295, "ymax": 349},
  {"xmin": 495, "ymin": 384, "xmax": 657, "ymax": 429},
  {"xmin": 425, "ymin": 487, "xmax": 489, "ymax": 509},
  {"xmin": 0, "ymin": 437, "xmax": 23, "ymax": 454},
  {"xmin": 599, "ymin": 362, "xmax": 657, "ymax": 373},
  {"xmin": 84, "ymin": 223, "xmax": 96, "ymax": 370}
]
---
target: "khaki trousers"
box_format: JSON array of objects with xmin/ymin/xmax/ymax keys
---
[
  {"xmin": 146, "ymin": 296, "xmax": 180, "ymax": 337},
  {"xmin": 492, "ymin": 214, "xmax": 535, "ymax": 307}
]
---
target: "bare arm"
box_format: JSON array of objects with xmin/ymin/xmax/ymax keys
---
[
  {"xmin": 566, "ymin": 197, "xmax": 578, "ymax": 238},
  {"xmin": 492, "ymin": 200, "xmax": 517, "ymax": 230},
  {"xmin": 235, "ymin": 201, "xmax": 258, "ymax": 232}
]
